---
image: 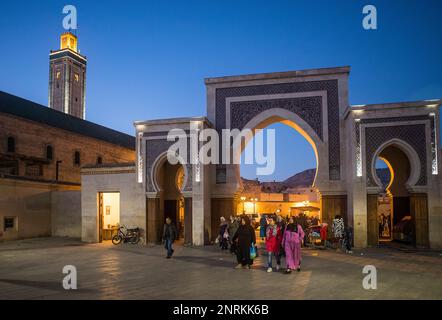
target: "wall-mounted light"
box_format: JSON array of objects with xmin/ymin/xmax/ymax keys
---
[
  {"xmin": 191, "ymin": 120, "xmax": 202, "ymax": 183},
  {"xmin": 355, "ymin": 119, "xmax": 363, "ymax": 177},
  {"xmin": 137, "ymin": 132, "xmax": 143, "ymax": 183},
  {"xmin": 429, "ymin": 113, "xmax": 438, "ymax": 175}
]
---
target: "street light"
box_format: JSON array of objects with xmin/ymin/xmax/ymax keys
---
[
  {"xmin": 240, "ymin": 196, "xmax": 246, "ymax": 214},
  {"xmin": 250, "ymin": 197, "xmax": 258, "ymax": 215}
]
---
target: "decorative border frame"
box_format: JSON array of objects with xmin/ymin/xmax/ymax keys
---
[{"xmin": 214, "ymin": 80, "xmax": 340, "ymax": 182}]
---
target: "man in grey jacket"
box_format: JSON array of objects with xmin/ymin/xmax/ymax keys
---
[{"xmin": 163, "ymin": 217, "xmax": 177, "ymax": 258}]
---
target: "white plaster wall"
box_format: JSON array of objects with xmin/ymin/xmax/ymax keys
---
[
  {"xmin": 81, "ymin": 169, "xmax": 146, "ymax": 243},
  {"xmin": 192, "ymin": 162, "xmax": 211, "ymax": 246},
  {"xmin": 342, "ymin": 114, "xmax": 366, "ymax": 248},
  {"xmin": 428, "ymin": 109, "xmax": 442, "ymax": 249},
  {"xmin": 428, "ymin": 146, "xmax": 442, "ymax": 249}
]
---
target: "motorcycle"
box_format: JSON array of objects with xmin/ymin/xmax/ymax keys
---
[{"xmin": 112, "ymin": 225, "xmax": 143, "ymax": 245}]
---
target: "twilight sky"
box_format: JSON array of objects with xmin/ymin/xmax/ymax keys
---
[{"xmin": 1, "ymin": 0, "xmax": 441, "ymax": 181}]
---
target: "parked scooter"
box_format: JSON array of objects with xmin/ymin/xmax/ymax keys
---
[{"xmin": 112, "ymin": 225, "xmax": 143, "ymax": 245}]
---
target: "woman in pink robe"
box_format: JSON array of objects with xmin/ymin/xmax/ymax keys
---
[{"xmin": 282, "ymin": 217, "xmax": 305, "ymax": 273}]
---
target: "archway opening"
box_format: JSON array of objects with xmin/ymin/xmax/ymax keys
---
[
  {"xmin": 375, "ymin": 145, "xmax": 414, "ymax": 245},
  {"xmin": 156, "ymin": 159, "xmax": 188, "ymax": 244},
  {"xmin": 236, "ymin": 119, "xmax": 320, "ymax": 243}
]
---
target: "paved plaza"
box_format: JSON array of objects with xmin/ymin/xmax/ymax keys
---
[{"xmin": 0, "ymin": 237, "xmax": 441, "ymax": 300}]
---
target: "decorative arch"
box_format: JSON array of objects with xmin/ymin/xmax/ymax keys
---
[
  {"xmin": 151, "ymin": 151, "xmax": 190, "ymax": 193},
  {"xmin": 233, "ymin": 107, "xmax": 323, "ymax": 188},
  {"xmin": 370, "ymin": 138, "xmax": 421, "ymax": 190}
]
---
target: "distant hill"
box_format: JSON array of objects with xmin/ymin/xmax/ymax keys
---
[
  {"xmin": 241, "ymin": 167, "xmax": 390, "ymax": 192},
  {"xmin": 241, "ymin": 168, "xmax": 316, "ymax": 193},
  {"xmin": 376, "ymin": 168, "xmax": 391, "ymax": 187},
  {"xmin": 283, "ymin": 168, "xmax": 316, "ymax": 188}
]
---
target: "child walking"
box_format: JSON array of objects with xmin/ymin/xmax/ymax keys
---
[{"xmin": 265, "ymin": 216, "xmax": 282, "ymax": 273}]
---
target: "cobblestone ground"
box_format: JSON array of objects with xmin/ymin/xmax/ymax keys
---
[{"xmin": 0, "ymin": 237, "xmax": 441, "ymax": 300}]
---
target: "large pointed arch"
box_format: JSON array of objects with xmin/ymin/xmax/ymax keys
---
[{"xmin": 232, "ymin": 107, "xmax": 324, "ymax": 188}]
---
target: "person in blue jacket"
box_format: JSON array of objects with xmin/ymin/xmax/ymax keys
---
[{"xmin": 259, "ymin": 214, "xmax": 267, "ymax": 240}]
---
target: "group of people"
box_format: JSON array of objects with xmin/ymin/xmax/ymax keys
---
[
  {"xmin": 260, "ymin": 213, "xmax": 319, "ymax": 244},
  {"xmin": 217, "ymin": 214, "xmax": 306, "ymax": 274},
  {"xmin": 162, "ymin": 212, "xmax": 353, "ymax": 267}
]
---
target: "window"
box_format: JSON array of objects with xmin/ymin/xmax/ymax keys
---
[
  {"xmin": 25, "ymin": 164, "xmax": 42, "ymax": 176},
  {"xmin": 56, "ymin": 82, "xmax": 59, "ymax": 89},
  {"xmin": 56, "ymin": 71, "xmax": 60, "ymax": 79},
  {"xmin": 7, "ymin": 136, "xmax": 15, "ymax": 153},
  {"xmin": 74, "ymin": 151, "xmax": 81, "ymax": 166},
  {"xmin": 97, "ymin": 156, "xmax": 103, "ymax": 164},
  {"xmin": 46, "ymin": 145, "xmax": 53, "ymax": 160},
  {"xmin": 0, "ymin": 160, "xmax": 18, "ymax": 175},
  {"xmin": 74, "ymin": 73, "xmax": 79, "ymax": 82},
  {"xmin": 4, "ymin": 217, "xmax": 16, "ymax": 231}
]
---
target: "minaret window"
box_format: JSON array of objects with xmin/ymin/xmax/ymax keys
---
[
  {"xmin": 46, "ymin": 145, "xmax": 53, "ymax": 160},
  {"xmin": 74, "ymin": 151, "xmax": 81, "ymax": 166},
  {"xmin": 7, "ymin": 136, "xmax": 15, "ymax": 153}
]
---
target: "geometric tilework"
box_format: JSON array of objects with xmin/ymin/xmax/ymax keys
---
[
  {"xmin": 230, "ymin": 96, "xmax": 323, "ymax": 139},
  {"xmin": 364, "ymin": 124, "xmax": 427, "ymax": 187},
  {"xmin": 145, "ymin": 139, "xmax": 192, "ymax": 192},
  {"xmin": 215, "ymin": 79, "xmax": 340, "ymax": 181}
]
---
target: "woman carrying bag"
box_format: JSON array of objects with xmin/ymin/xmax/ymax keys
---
[{"xmin": 232, "ymin": 215, "xmax": 256, "ymax": 269}]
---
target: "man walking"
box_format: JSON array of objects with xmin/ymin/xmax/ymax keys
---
[{"xmin": 163, "ymin": 217, "xmax": 177, "ymax": 259}]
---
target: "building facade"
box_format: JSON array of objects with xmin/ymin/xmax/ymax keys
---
[
  {"xmin": 81, "ymin": 66, "xmax": 442, "ymax": 249},
  {"xmin": 236, "ymin": 177, "xmax": 320, "ymax": 217},
  {"xmin": 0, "ymin": 91, "xmax": 136, "ymax": 240}
]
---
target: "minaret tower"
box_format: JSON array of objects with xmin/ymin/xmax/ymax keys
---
[{"xmin": 48, "ymin": 32, "xmax": 87, "ymax": 119}]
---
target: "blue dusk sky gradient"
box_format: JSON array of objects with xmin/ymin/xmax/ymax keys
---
[{"xmin": 1, "ymin": 0, "xmax": 441, "ymax": 181}]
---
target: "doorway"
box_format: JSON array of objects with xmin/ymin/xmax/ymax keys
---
[
  {"xmin": 98, "ymin": 192, "xmax": 120, "ymax": 242},
  {"xmin": 155, "ymin": 158, "xmax": 191, "ymax": 245},
  {"xmin": 374, "ymin": 146, "xmax": 415, "ymax": 246}
]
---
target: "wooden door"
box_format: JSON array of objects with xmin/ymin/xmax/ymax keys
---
[
  {"xmin": 164, "ymin": 200, "xmax": 178, "ymax": 226},
  {"xmin": 98, "ymin": 193, "xmax": 104, "ymax": 243},
  {"xmin": 366, "ymin": 194, "xmax": 379, "ymax": 246}
]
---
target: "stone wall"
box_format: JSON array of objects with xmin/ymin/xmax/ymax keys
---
[
  {"xmin": 0, "ymin": 113, "xmax": 135, "ymax": 184},
  {"xmin": 51, "ymin": 190, "xmax": 82, "ymax": 238},
  {"xmin": 0, "ymin": 176, "xmax": 80, "ymax": 241}
]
